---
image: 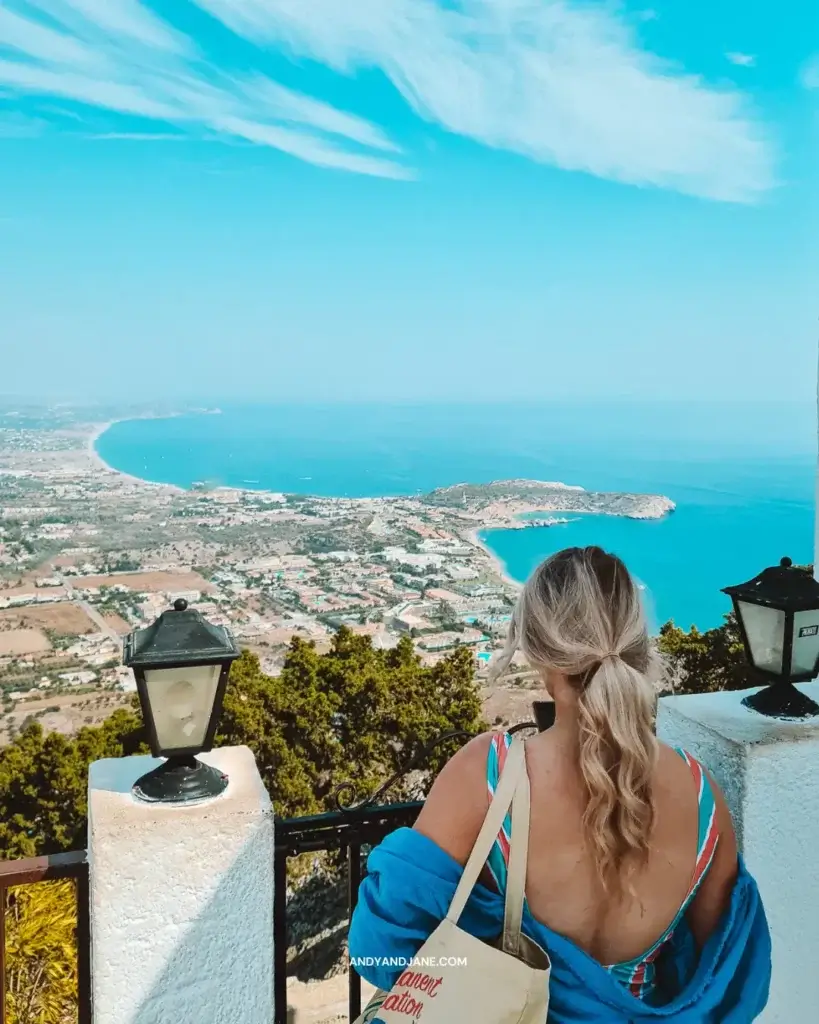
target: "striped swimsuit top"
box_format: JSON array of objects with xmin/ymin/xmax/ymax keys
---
[{"xmin": 485, "ymin": 732, "xmax": 720, "ymax": 1001}]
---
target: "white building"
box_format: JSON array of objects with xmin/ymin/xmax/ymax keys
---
[
  {"xmin": 58, "ymin": 670, "xmax": 97, "ymax": 686},
  {"xmin": 167, "ymin": 590, "xmax": 202, "ymax": 605}
]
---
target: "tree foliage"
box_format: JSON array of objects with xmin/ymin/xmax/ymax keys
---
[
  {"xmin": 0, "ymin": 708, "xmax": 146, "ymax": 860},
  {"xmin": 0, "ymin": 628, "xmax": 484, "ymax": 857},
  {"xmin": 4, "ymin": 880, "xmax": 79, "ymax": 1024},
  {"xmin": 657, "ymin": 612, "xmax": 754, "ymax": 695},
  {"xmin": 218, "ymin": 628, "xmax": 485, "ymax": 817}
]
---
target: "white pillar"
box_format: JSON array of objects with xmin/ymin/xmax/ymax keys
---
[
  {"xmin": 88, "ymin": 746, "xmax": 275, "ymax": 1024},
  {"xmin": 658, "ymin": 684, "xmax": 819, "ymax": 1023}
]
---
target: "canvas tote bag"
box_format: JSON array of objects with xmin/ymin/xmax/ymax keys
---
[{"xmin": 354, "ymin": 736, "xmax": 551, "ymax": 1024}]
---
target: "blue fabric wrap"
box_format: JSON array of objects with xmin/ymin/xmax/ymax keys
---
[{"xmin": 348, "ymin": 828, "xmax": 771, "ymax": 1023}]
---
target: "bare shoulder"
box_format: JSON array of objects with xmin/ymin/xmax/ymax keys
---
[
  {"xmin": 656, "ymin": 742, "xmax": 738, "ymax": 846},
  {"xmin": 412, "ymin": 731, "xmax": 495, "ymax": 865}
]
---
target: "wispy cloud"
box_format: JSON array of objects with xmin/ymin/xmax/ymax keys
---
[
  {"xmin": 238, "ymin": 75, "xmax": 400, "ymax": 154},
  {"xmin": 0, "ymin": 0, "xmax": 410, "ymax": 177},
  {"xmin": 725, "ymin": 52, "xmax": 756, "ymax": 68},
  {"xmin": 0, "ymin": 0, "xmax": 775, "ymax": 200},
  {"xmin": 22, "ymin": 0, "xmax": 191, "ymax": 56},
  {"xmin": 193, "ymin": 0, "xmax": 774, "ymax": 202}
]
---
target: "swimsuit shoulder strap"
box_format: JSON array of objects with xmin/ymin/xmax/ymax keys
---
[
  {"xmin": 675, "ymin": 747, "xmax": 721, "ymax": 907},
  {"xmin": 484, "ymin": 730, "xmax": 514, "ymax": 895}
]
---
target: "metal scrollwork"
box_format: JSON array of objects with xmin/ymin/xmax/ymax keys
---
[
  {"xmin": 330, "ymin": 721, "xmax": 540, "ymax": 812},
  {"xmin": 331, "ymin": 779, "xmax": 360, "ymax": 811},
  {"xmin": 332, "ymin": 728, "xmax": 475, "ymax": 812},
  {"xmin": 509, "ymin": 719, "xmax": 538, "ymax": 736}
]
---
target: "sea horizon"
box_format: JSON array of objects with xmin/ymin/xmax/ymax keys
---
[{"xmin": 94, "ymin": 402, "xmax": 816, "ymax": 633}]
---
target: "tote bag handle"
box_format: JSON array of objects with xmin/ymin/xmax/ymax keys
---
[
  {"xmin": 445, "ymin": 737, "xmax": 530, "ymax": 955},
  {"xmin": 503, "ymin": 742, "xmax": 530, "ymax": 956}
]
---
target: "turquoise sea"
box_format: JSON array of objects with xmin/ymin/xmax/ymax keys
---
[{"xmin": 96, "ymin": 401, "xmax": 816, "ymax": 632}]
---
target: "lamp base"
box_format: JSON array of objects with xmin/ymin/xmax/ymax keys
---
[
  {"xmin": 132, "ymin": 755, "xmax": 228, "ymax": 804},
  {"xmin": 742, "ymin": 682, "xmax": 819, "ymax": 720}
]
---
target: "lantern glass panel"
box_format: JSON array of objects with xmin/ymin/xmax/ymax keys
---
[
  {"xmin": 790, "ymin": 610, "xmax": 819, "ymax": 677},
  {"xmin": 143, "ymin": 663, "xmax": 221, "ymax": 751},
  {"xmin": 737, "ymin": 600, "xmax": 785, "ymax": 675}
]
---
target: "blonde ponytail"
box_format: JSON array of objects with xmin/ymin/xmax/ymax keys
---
[
  {"xmin": 498, "ymin": 546, "xmax": 660, "ymax": 894},
  {"xmin": 577, "ymin": 656, "xmax": 658, "ymax": 892}
]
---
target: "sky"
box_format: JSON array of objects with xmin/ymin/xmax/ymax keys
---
[{"xmin": 0, "ymin": 0, "xmax": 817, "ymax": 403}]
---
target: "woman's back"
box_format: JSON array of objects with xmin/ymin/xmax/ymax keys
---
[
  {"xmin": 521, "ymin": 732, "xmax": 694, "ymax": 963},
  {"xmin": 413, "ymin": 727, "xmax": 737, "ymax": 985},
  {"xmin": 511, "ymin": 731, "xmax": 735, "ymax": 964}
]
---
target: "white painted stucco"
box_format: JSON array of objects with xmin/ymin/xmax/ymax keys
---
[
  {"xmin": 88, "ymin": 745, "xmax": 274, "ymax": 1024},
  {"xmin": 658, "ymin": 681, "xmax": 819, "ymax": 1023}
]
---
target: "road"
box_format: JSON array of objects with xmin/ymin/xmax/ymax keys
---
[
  {"xmin": 79, "ymin": 599, "xmax": 121, "ymax": 640},
  {"xmin": 63, "ymin": 581, "xmax": 122, "ymax": 641}
]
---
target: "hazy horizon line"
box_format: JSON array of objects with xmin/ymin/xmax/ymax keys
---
[{"xmin": 1, "ymin": 396, "xmax": 816, "ymax": 409}]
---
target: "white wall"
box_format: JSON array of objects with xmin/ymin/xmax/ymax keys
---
[
  {"xmin": 659, "ymin": 683, "xmax": 819, "ymax": 1023},
  {"xmin": 88, "ymin": 746, "xmax": 274, "ymax": 1024}
]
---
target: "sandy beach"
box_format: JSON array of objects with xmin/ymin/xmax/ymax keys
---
[
  {"xmin": 464, "ymin": 526, "xmax": 520, "ymax": 588},
  {"xmin": 86, "ymin": 418, "xmax": 186, "ymax": 493},
  {"xmin": 86, "ymin": 420, "xmax": 117, "ymax": 467}
]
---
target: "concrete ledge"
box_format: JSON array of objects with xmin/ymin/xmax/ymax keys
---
[
  {"xmin": 89, "ymin": 745, "xmax": 274, "ymax": 1024},
  {"xmin": 659, "ymin": 680, "xmax": 819, "ymax": 747},
  {"xmin": 658, "ymin": 685, "xmax": 819, "ymax": 1023}
]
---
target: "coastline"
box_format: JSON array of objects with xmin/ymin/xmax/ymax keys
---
[
  {"xmin": 24, "ymin": 412, "xmax": 804, "ymax": 636},
  {"xmin": 86, "ymin": 420, "xmax": 120, "ymax": 473},
  {"xmin": 86, "ymin": 418, "xmax": 186, "ymax": 493},
  {"xmin": 467, "ymin": 500, "xmax": 675, "ymax": 588},
  {"xmin": 465, "ymin": 527, "xmax": 521, "ymax": 588},
  {"xmin": 85, "ymin": 415, "xmax": 673, "ymax": 517},
  {"xmin": 86, "ymin": 415, "xmax": 675, "ymax": 594},
  {"xmin": 87, "ymin": 418, "xmax": 525, "ymax": 589}
]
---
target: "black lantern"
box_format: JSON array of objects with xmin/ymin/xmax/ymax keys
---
[
  {"xmin": 722, "ymin": 557, "xmax": 819, "ymax": 719},
  {"xmin": 123, "ymin": 598, "xmax": 240, "ymax": 803}
]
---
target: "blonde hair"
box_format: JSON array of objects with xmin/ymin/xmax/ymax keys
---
[{"xmin": 491, "ymin": 546, "xmax": 660, "ymax": 893}]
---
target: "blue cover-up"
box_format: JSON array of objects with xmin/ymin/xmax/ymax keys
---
[{"xmin": 348, "ymin": 827, "xmax": 771, "ymax": 1022}]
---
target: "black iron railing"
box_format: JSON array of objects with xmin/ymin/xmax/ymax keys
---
[
  {"xmin": 275, "ymin": 799, "xmax": 424, "ymax": 1024},
  {"xmin": 273, "ymin": 716, "xmax": 547, "ymax": 1024},
  {"xmin": 0, "ymin": 850, "xmax": 91, "ymax": 1024}
]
